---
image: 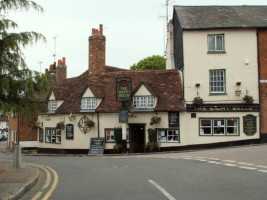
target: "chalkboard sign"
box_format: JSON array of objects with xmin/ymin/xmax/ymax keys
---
[
  {"xmin": 168, "ymin": 112, "xmax": 179, "ymax": 127},
  {"xmin": 243, "ymin": 115, "xmax": 257, "ymax": 136},
  {"xmin": 89, "ymin": 137, "xmax": 105, "ymax": 155},
  {"xmin": 66, "ymin": 124, "xmax": 74, "ymax": 139},
  {"xmin": 119, "ymin": 110, "xmax": 128, "ymax": 123}
]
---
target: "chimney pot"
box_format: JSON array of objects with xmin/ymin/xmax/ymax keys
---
[
  {"xmin": 45, "ymin": 69, "xmax": 49, "ymax": 74},
  {"xmin": 99, "ymin": 24, "xmax": 103, "ymax": 35},
  {"xmin": 62, "ymin": 57, "xmax": 66, "ymax": 66},
  {"xmin": 58, "ymin": 59, "xmax": 62, "ymax": 66}
]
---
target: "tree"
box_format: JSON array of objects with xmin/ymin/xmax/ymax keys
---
[
  {"xmin": 130, "ymin": 55, "xmax": 166, "ymax": 71},
  {"xmin": 0, "ymin": 0, "xmax": 53, "ymax": 117}
]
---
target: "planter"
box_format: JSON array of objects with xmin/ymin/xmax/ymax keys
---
[
  {"xmin": 243, "ymin": 95, "xmax": 254, "ymax": 104},
  {"xmin": 56, "ymin": 122, "xmax": 65, "ymax": 130},
  {"xmin": 150, "ymin": 116, "xmax": 161, "ymax": 125},
  {"xmin": 193, "ymin": 97, "xmax": 203, "ymax": 106}
]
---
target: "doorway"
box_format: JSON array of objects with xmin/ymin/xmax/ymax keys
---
[{"xmin": 129, "ymin": 124, "xmax": 145, "ymax": 153}]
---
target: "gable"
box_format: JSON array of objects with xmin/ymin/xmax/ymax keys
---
[
  {"xmin": 82, "ymin": 87, "xmax": 95, "ymax": 98},
  {"xmin": 49, "ymin": 92, "xmax": 56, "ymax": 100},
  {"xmin": 134, "ymin": 85, "xmax": 152, "ymax": 96}
]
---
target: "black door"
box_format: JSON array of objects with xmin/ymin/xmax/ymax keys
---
[{"xmin": 129, "ymin": 124, "xmax": 145, "ymax": 153}]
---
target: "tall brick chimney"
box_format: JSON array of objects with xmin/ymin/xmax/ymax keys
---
[
  {"xmin": 88, "ymin": 24, "xmax": 106, "ymax": 75},
  {"xmin": 56, "ymin": 57, "xmax": 67, "ymax": 86}
]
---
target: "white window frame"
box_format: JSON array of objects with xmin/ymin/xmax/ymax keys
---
[
  {"xmin": 157, "ymin": 129, "xmax": 179, "ymax": 143},
  {"xmin": 208, "ymin": 34, "xmax": 224, "ymax": 52},
  {"xmin": 133, "ymin": 96, "xmax": 155, "ymax": 109},
  {"xmin": 81, "ymin": 97, "xmax": 97, "ymax": 109},
  {"xmin": 210, "ymin": 69, "xmax": 226, "ymax": 94},
  {"xmin": 105, "ymin": 129, "xmax": 129, "ymax": 143},
  {"xmin": 48, "ymin": 100, "xmax": 57, "ymax": 111},
  {"xmin": 200, "ymin": 118, "xmax": 239, "ymax": 136},
  {"xmin": 45, "ymin": 128, "xmax": 61, "ymax": 144}
]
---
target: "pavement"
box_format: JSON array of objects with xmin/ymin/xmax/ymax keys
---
[{"xmin": 0, "ymin": 141, "xmax": 39, "ymax": 200}]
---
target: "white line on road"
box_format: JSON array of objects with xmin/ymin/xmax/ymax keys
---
[
  {"xmin": 222, "ymin": 160, "xmax": 237, "ymax": 163},
  {"xmin": 223, "ymin": 163, "xmax": 237, "ymax": 167},
  {"xmin": 239, "ymin": 166, "xmax": 257, "ymax": 170},
  {"xmin": 255, "ymin": 165, "xmax": 267, "ymax": 169},
  {"xmin": 148, "ymin": 180, "xmax": 176, "ymax": 200},
  {"xmin": 208, "ymin": 158, "xmax": 220, "ymax": 160},
  {"xmin": 258, "ymin": 170, "xmax": 267, "ymax": 173},
  {"xmin": 207, "ymin": 161, "xmax": 221, "ymax": 164},
  {"xmin": 194, "ymin": 159, "xmax": 207, "ymax": 162},
  {"xmin": 238, "ymin": 162, "xmax": 254, "ymax": 166}
]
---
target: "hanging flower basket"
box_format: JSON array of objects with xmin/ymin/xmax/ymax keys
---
[
  {"xmin": 193, "ymin": 97, "xmax": 203, "ymax": 106},
  {"xmin": 243, "ymin": 95, "xmax": 254, "ymax": 104},
  {"xmin": 56, "ymin": 122, "xmax": 65, "ymax": 130},
  {"xmin": 150, "ymin": 116, "xmax": 161, "ymax": 125},
  {"xmin": 87, "ymin": 120, "xmax": 95, "ymax": 128}
]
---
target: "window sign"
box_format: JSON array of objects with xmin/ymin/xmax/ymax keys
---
[{"xmin": 66, "ymin": 124, "xmax": 74, "ymax": 140}]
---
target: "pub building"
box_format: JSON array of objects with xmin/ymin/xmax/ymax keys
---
[{"xmin": 37, "ymin": 23, "xmax": 260, "ymax": 154}]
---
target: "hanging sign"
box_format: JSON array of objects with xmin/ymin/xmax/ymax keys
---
[
  {"xmin": 119, "ymin": 109, "xmax": 128, "ymax": 123},
  {"xmin": 243, "ymin": 115, "xmax": 257, "ymax": 136},
  {"xmin": 117, "ymin": 80, "xmax": 131, "ymax": 102}
]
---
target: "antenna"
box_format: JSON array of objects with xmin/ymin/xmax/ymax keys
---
[
  {"xmin": 52, "ymin": 35, "xmax": 57, "ymax": 63},
  {"xmin": 38, "ymin": 61, "xmax": 43, "ymax": 73},
  {"xmin": 161, "ymin": 0, "xmax": 175, "ymax": 56}
]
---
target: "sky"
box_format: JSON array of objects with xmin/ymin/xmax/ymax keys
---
[{"xmin": 6, "ymin": 0, "xmax": 267, "ymax": 78}]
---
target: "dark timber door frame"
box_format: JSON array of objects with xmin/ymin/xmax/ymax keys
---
[{"xmin": 128, "ymin": 123, "xmax": 146, "ymax": 153}]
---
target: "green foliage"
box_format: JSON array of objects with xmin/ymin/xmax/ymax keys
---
[
  {"xmin": 148, "ymin": 128, "xmax": 157, "ymax": 143},
  {"xmin": 130, "ymin": 55, "xmax": 166, "ymax": 71},
  {"xmin": 243, "ymin": 95, "xmax": 254, "ymax": 104},
  {"xmin": 0, "ymin": 0, "xmax": 53, "ymax": 117},
  {"xmin": 193, "ymin": 97, "xmax": 203, "ymax": 106},
  {"xmin": 114, "ymin": 127, "xmax": 122, "ymax": 144}
]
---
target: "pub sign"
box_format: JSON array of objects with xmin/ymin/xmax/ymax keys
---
[
  {"xmin": 66, "ymin": 124, "xmax": 74, "ymax": 139},
  {"xmin": 117, "ymin": 80, "xmax": 131, "ymax": 102}
]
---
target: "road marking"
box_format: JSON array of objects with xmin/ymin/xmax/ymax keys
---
[
  {"xmin": 223, "ymin": 163, "xmax": 237, "ymax": 167},
  {"xmin": 148, "ymin": 180, "xmax": 176, "ymax": 200},
  {"xmin": 181, "ymin": 157, "xmax": 193, "ymax": 160},
  {"xmin": 238, "ymin": 162, "xmax": 254, "ymax": 166},
  {"xmin": 42, "ymin": 166, "xmax": 59, "ymax": 200},
  {"xmin": 239, "ymin": 166, "xmax": 257, "ymax": 170},
  {"xmin": 222, "ymin": 160, "xmax": 236, "ymax": 163},
  {"xmin": 255, "ymin": 165, "xmax": 267, "ymax": 169},
  {"xmin": 207, "ymin": 161, "xmax": 221, "ymax": 164},
  {"xmin": 194, "ymin": 159, "xmax": 207, "ymax": 162},
  {"xmin": 27, "ymin": 163, "xmax": 58, "ymax": 200},
  {"xmin": 208, "ymin": 158, "xmax": 220, "ymax": 160},
  {"xmin": 32, "ymin": 192, "xmax": 42, "ymax": 200},
  {"xmin": 195, "ymin": 157, "xmax": 205, "ymax": 159},
  {"xmin": 258, "ymin": 170, "xmax": 267, "ymax": 173}
]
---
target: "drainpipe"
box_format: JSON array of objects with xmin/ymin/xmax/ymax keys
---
[{"xmin": 97, "ymin": 112, "xmax": 100, "ymax": 138}]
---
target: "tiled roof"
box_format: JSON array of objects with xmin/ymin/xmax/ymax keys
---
[
  {"xmin": 52, "ymin": 68, "xmax": 184, "ymax": 114},
  {"xmin": 174, "ymin": 6, "xmax": 267, "ymax": 30}
]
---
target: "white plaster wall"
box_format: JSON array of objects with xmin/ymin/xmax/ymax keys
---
[
  {"xmin": 83, "ymin": 88, "xmax": 94, "ymax": 97},
  {"xmin": 185, "ymin": 112, "xmax": 260, "ymax": 145},
  {"xmin": 20, "ymin": 141, "xmax": 37, "ymax": 148},
  {"xmin": 49, "ymin": 92, "xmax": 55, "ymax": 100},
  {"xmin": 183, "ymin": 29, "xmax": 259, "ymax": 104},
  {"xmin": 38, "ymin": 113, "xmax": 98, "ymax": 150}
]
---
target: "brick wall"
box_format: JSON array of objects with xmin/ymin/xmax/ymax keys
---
[
  {"xmin": 18, "ymin": 115, "xmax": 37, "ymax": 142},
  {"xmin": 258, "ymin": 29, "xmax": 267, "ymax": 140},
  {"xmin": 88, "ymin": 24, "xmax": 106, "ymax": 75}
]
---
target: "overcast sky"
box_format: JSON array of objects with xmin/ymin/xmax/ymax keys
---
[{"xmin": 7, "ymin": 0, "xmax": 267, "ymax": 77}]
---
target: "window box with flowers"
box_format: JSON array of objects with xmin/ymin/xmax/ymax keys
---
[
  {"xmin": 150, "ymin": 116, "xmax": 161, "ymax": 125},
  {"xmin": 56, "ymin": 122, "xmax": 65, "ymax": 130},
  {"xmin": 243, "ymin": 95, "xmax": 254, "ymax": 104},
  {"xmin": 193, "ymin": 97, "xmax": 203, "ymax": 106}
]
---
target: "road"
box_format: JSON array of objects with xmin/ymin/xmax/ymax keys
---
[{"xmin": 1, "ymin": 142, "xmax": 267, "ymax": 200}]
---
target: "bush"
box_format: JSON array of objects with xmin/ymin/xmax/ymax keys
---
[{"xmin": 145, "ymin": 142, "xmax": 160, "ymax": 152}]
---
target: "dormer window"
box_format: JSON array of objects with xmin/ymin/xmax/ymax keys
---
[
  {"xmin": 133, "ymin": 96, "xmax": 155, "ymax": 109},
  {"xmin": 81, "ymin": 97, "xmax": 97, "ymax": 109},
  {"xmin": 48, "ymin": 100, "xmax": 57, "ymax": 111}
]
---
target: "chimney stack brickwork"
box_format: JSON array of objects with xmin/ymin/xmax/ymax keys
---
[
  {"xmin": 45, "ymin": 57, "xmax": 67, "ymax": 85},
  {"xmin": 89, "ymin": 24, "xmax": 106, "ymax": 75}
]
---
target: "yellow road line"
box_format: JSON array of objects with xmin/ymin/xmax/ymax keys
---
[
  {"xmin": 27, "ymin": 163, "xmax": 58, "ymax": 200},
  {"xmin": 42, "ymin": 165, "xmax": 59, "ymax": 200}
]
